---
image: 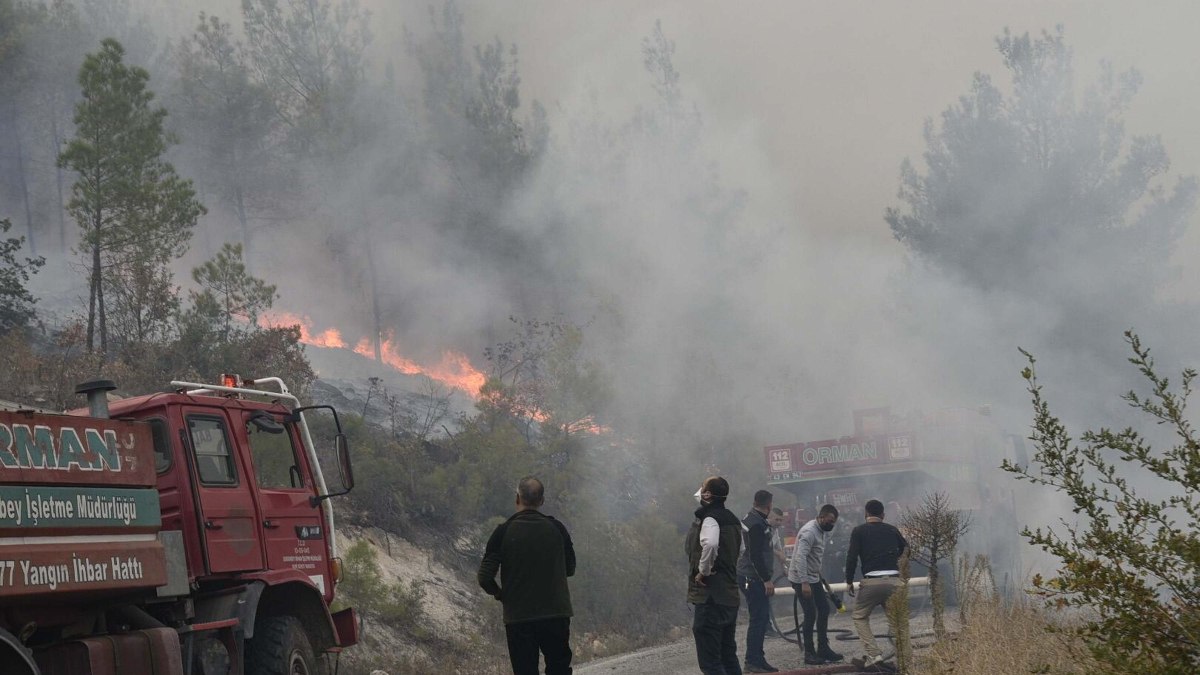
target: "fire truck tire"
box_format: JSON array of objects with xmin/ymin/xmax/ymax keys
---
[
  {"xmin": 246, "ymin": 615, "xmax": 321, "ymax": 675},
  {"xmin": 0, "ymin": 628, "xmax": 36, "ymax": 675}
]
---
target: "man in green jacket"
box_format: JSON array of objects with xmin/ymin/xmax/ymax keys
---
[
  {"xmin": 685, "ymin": 476, "xmax": 744, "ymax": 675},
  {"xmin": 479, "ymin": 476, "xmax": 576, "ymax": 675}
]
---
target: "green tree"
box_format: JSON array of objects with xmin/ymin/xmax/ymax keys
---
[
  {"xmin": 0, "ymin": 217, "xmax": 45, "ymax": 333},
  {"xmin": 0, "ymin": 0, "xmax": 18, "ymax": 64},
  {"xmin": 58, "ymin": 38, "xmax": 205, "ymax": 356},
  {"xmin": 407, "ymin": 0, "xmax": 545, "ymax": 292},
  {"xmin": 1005, "ymin": 333, "xmax": 1200, "ymax": 673},
  {"xmin": 240, "ymin": 0, "xmax": 370, "ymax": 153},
  {"xmin": 466, "ymin": 37, "xmax": 538, "ymax": 181},
  {"xmin": 173, "ymin": 13, "xmax": 283, "ymax": 263},
  {"xmin": 14, "ymin": 1, "xmax": 91, "ymax": 254},
  {"xmin": 886, "ymin": 28, "xmax": 1196, "ymax": 319},
  {"xmin": 0, "ymin": 0, "xmax": 39, "ymax": 254},
  {"xmin": 189, "ymin": 242, "xmax": 277, "ymax": 342}
]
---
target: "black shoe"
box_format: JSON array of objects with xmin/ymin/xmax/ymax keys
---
[
  {"xmin": 743, "ymin": 662, "xmax": 780, "ymax": 673},
  {"xmin": 803, "ymin": 652, "xmax": 827, "ymax": 665},
  {"xmin": 817, "ymin": 646, "xmax": 844, "ymax": 662}
]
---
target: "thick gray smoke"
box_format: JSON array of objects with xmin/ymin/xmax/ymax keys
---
[{"xmin": 6, "ymin": 0, "xmax": 1198, "ymax": 579}]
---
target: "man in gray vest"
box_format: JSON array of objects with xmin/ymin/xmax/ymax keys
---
[{"xmin": 686, "ymin": 476, "xmax": 744, "ymax": 675}]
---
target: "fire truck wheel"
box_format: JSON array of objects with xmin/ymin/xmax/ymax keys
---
[
  {"xmin": 0, "ymin": 628, "xmax": 36, "ymax": 675},
  {"xmin": 247, "ymin": 615, "xmax": 320, "ymax": 675}
]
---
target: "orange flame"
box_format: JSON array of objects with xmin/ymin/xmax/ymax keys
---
[
  {"xmin": 261, "ymin": 311, "xmax": 485, "ymax": 397},
  {"xmin": 264, "ymin": 311, "xmax": 348, "ymax": 348},
  {"xmin": 260, "ymin": 311, "xmax": 606, "ymax": 435},
  {"xmin": 352, "ymin": 334, "xmax": 486, "ymax": 397}
]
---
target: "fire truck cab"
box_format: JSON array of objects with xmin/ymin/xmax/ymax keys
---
[{"xmin": 0, "ymin": 375, "xmax": 358, "ymax": 675}]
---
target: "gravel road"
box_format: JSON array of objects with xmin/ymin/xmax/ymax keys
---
[
  {"xmin": 580, "ymin": 598, "xmax": 945, "ymax": 672},
  {"xmin": 576, "ymin": 601, "xmax": 927, "ymax": 675}
]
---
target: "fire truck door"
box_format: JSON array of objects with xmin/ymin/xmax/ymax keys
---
[
  {"xmin": 241, "ymin": 412, "xmax": 331, "ymax": 599},
  {"xmin": 185, "ymin": 410, "xmax": 266, "ymax": 573}
]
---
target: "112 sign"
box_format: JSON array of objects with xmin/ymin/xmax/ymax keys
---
[{"xmin": 770, "ymin": 449, "xmax": 791, "ymax": 472}]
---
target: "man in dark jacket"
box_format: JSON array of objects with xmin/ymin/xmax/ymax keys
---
[
  {"xmin": 736, "ymin": 489, "xmax": 778, "ymax": 673},
  {"xmin": 685, "ymin": 476, "xmax": 744, "ymax": 675},
  {"xmin": 478, "ymin": 476, "xmax": 576, "ymax": 675},
  {"xmin": 844, "ymin": 499, "xmax": 907, "ymax": 672}
]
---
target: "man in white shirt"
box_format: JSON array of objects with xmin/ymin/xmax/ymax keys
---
[{"xmin": 685, "ymin": 476, "xmax": 745, "ymax": 675}]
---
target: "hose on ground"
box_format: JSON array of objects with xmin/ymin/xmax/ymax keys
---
[{"xmin": 767, "ymin": 577, "xmax": 933, "ymax": 662}]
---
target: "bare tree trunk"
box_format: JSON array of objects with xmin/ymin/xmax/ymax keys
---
[
  {"xmin": 8, "ymin": 102, "xmax": 36, "ymax": 256},
  {"xmin": 98, "ymin": 271, "xmax": 106, "ymax": 358},
  {"xmin": 886, "ymin": 554, "xmax": 913, "ymax": 674},
  {"xmin": 235, "ymin": 183, "xmax": 251, "ymax": 272},
  {"xmin": 930, "ymin": 563, "xmax": 944, "ymax": 638},
  {"xmin": 87, "ymin": 225, "xmax": 100, "ymax": 352},
  {"xmin": 367, "ymin": 240, "xmax": 382, "ymax": 362},
  {"xmin": 91, "ymin": 221, "xmax": 107, "ymax": 359},
  {"xmin": 52, "ymin": 116, "xmax": 67, "ymax": 253}
]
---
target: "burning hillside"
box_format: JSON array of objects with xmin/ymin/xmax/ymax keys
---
[{"xmin": 262, "ymin": 312, "xmax": 487, "ymax": 398}]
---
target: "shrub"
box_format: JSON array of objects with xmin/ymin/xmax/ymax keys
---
[
  {"xmin": 1004, "ymin": 333, "xmax": 1200, "ymax": 673},
  {"xmin": 919, "ymin": 593, "xmax": 1099, "ymax": 675},
  {"xmin": 336, "ymin": 539, "xmax": 429, "ymax": 638}
]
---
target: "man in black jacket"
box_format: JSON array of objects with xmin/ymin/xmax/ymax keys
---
[
  {"xmin": 736, "ymin": 489, "xmax": 778, "ymax": 673},
  {"xmin": 844, "ymin": 499, "xmax": 907, "ymax": 672},
  {"xmin": 478, "ymin": 476, "xmax": 576, "ymax": 675},
  {"xmin": 685, "ymin": 476, "xmax": 744, "ymax": 675}
]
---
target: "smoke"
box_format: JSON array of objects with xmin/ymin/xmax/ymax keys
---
[{"xmin": 8, "ymin": 0, "xmax": 1200, "ymax": 581}]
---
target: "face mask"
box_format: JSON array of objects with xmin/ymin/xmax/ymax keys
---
[
  {"xmin": 694, "ymin": 488, "xmax": 704, "ymax": 505},
  {"xmin": 820, "ymin": 521, "xmax": 835, "ymax": 532}
]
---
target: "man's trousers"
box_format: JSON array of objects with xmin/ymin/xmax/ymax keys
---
[
  {"xmin": 505, "ymin": 616, "xmax": 573, "ymax": 675},
  {"xmin": 853, "ymin": 577, "xmax": 902, "ymax": 659},
  {"xmin": 692, "ymin": 598, "xmax": 742, "ymax": 675}
]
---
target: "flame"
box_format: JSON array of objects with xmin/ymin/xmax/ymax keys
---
[
  {"xmin": 260, "ymin": 311, "xmax": 606, "ymax": 434},
  {"xmin": 264, "ymin": 311, "xmax": 347, "ymax": 348},
  {"xmin": 352, "ymin": 334, "xmax": 487, "ymax": 397},
  {"xmin": 568, "ymin": 415, "xmax": 612, "ymax": 435},
  {"xmin": 261, "ymin": 311, "xmax": 485, "ymax": 396}
]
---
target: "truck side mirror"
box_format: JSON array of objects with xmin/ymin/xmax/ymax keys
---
[
  {"xmin": 335, "ymin": 433, "xmax": 354, "ymax": 492},
  {"xmin": 290, "ymin": 404, "xmax": 355, "ymax": 507}
]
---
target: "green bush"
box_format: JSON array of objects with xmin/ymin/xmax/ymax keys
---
[
  {"xmin": 1005, "ymin": 333, "xmax": 1200, "ymax": 674},
  {"xmin": 336, "ymin": 540, "xmax": 429, "ymax": 638}
]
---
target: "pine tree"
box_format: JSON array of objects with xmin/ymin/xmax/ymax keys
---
[
  {"xmin": 188, "ymin": 242, "xmax": 277, "ymax": 342},
  {"xmin": 0, "ymin": 217, "xmax": 44, "ymax": 333},
  {"xmin": 58, "ymin": 38, "xmax": 205, "ymax": 356}
]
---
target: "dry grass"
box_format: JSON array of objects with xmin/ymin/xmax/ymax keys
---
[{"xmin": 918, "ymin": 597, "xmax": 1101, "ymax": 675}]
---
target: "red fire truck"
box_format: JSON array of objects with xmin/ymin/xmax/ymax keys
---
[
  {"xmin": 765, "ymin": 406, "xmax": 1025, "ymax": 586},
  {"xmin": 0, "ymin": 375, "xmax": 357, "ymax": 675}
]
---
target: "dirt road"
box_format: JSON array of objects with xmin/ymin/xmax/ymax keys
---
[{"xmin": 576, "ymin": 605, "xmax": 922, "ymax": 675}]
